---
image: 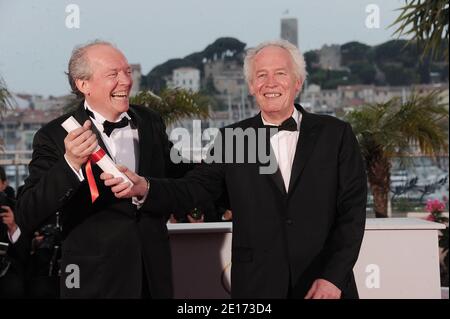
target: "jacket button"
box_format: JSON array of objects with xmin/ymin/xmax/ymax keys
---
[
  {"xmin": 59, "ymin": 189, "xmax": 74, "ymax": 202},
  {"xmin": 286, "ymin": 219, "xmax": 293, "ymax": 225}
]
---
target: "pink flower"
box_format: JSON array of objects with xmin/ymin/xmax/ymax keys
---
[
  {"xmin": 425, "ymin": 198, "xmax": 447, "ymax": 214},
  {"xmin": 426, "ymin": 214, "xmax": 435, "ymax": 222}
]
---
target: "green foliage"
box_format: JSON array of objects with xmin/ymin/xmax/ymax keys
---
[
  {"xmin": 63, "ymin": 96, "xmax": 84, "ymax": 113},
  {"xmin": 373, "ymin": 40, "xmax": 418, "ymax": 64},
  {"xmin": 141, "ymin": 37, "xmax": 246, "ymax": 93},
  {"xmin": 130, "ymin": 89, "xmax": 210, "ymax": 125},
  {"xmin": 309, "ymin": 69, "xmax": 353, "ymax": 89},
  {"xmin": 373, "ymin": 40, "xmax": 436, "ymax": 85},
  {"xmin": 304, "ymin": 50, "xmax": 319, "ymax": 72},
  {"xmin": 391, "ymin": 197, "xmax": 423, "ymax": 212},
  {"xmin": 341, "ymin": 41, "xmax": 372, "ymax": 64},
  {"xmin": 346, "ymin": 91, "xmax": 449, "ymax": 217},
  {"xmin": 391, "ymin": 0, "xmax": 449, "ymax": 61},
  {"xmin": 200, "ymin": 37, "xmax": 246, "ymax": 61},
  {"xmin": 305, "ymin": 39, "xmax": 448, "ymax": 88},
  {"xmin": 348, "ymin": 62, "xmax": 376, "ymax": 84},
  {"xmin": 348, "ymin": 91, "xmax": 448, "ymax": 159},
  {"xmin": 380, "ymin": 63, "xmax": 419, "ymax": 86},
  {"xmin": 0, "ymin": 76, "xmax": 15, "ymax": 119}
]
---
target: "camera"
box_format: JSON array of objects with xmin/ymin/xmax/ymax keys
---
[
  {"xmin": 33, "ymin": 212, "xmax": 62, "ymax": 277},
  {"xmin": 37, "ymin": 223, "xmax": 62, "ymax": 250},
  {"xmin": 0, "ymin": 191, "xmax": 15, "ymax": 213},
  {"xmin": 0, "ymin": 192, "xmax": 14, "ymax": 278},
  {"xmin": 0, "ymin": 192, "xmax": 8, "ymax": 213}
]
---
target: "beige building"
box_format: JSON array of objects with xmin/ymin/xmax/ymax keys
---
[
  {"xmin": 301, "ymin": 83, "xmax": 449, "ymax": 114},
  {"xmin": 319, "ymin": 44, "xmax": 342, "ymax": 70},
  {"xmin": 32, "ymin": 94, "xmax": 74, "ymax": 111},
  {"xmin": 204, "ymin": 59, "xmax": 245, "ymax": 98},
  {"xmin": 168, "ymin": 67, "xmax": 201, "ymax": 92}
]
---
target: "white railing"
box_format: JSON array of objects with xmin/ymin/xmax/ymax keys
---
[{"xmin": 0, "ymin": 150, "xmax": 33, "ymax": 165}]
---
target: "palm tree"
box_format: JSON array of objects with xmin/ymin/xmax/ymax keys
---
[
  {"xmin": 0, "ymin": 76, "xmax": 15, "ymax": 119},
  {"xmin": 391, "ymin": 0, "xmax": 449, "ymax": 60},
  {"xmin": 346, "ymin": 90, "xmax": 448, "ymax": 217},
  {"xmin": 0, "ymin": 76, "xmax": 15, "ymax": 150},
  {"xmin": 130, "ymin": 88, "xmax": 210, "ymax": 125}
]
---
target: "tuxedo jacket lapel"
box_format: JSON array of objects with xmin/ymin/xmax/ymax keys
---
[
  {"xmin": 288, "ymin": 105, "xmax": 323, "ymax": 195},
  {"xmin": 127, "ymin": 107, "xmax": 153, "ymax": 176},
  {"xmin": 251, "ymin": 114, "xmax": 287, "ymax": 196},
  {"xmin": 73, "ymin": 104, "xmax": 112, "ymax": 158},
  {"xmin": 270, "ymin": 168, "xmax": 286, "ymax": 196}
]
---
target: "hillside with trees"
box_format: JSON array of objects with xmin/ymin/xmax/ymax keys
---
[
  {"xmin": 141, "ymin": 38, "xmax": 449, "ymax": 92},
  {"xmin": 140, "ymin": 37, "xmax": 246, "ymax": 92},
  {"xmin": 306, "ymin": 40, "xmax": 448, "ymax": 89}
]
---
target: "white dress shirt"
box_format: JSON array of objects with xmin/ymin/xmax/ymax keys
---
[
  {"xmin": 85, "ymin": 102, "xmax": 139, "ymax": 173},
  {"xmin": 7, "ymin": 227, "xmax": 21, "ymax": 244},
  {"xmin": 65, "ymin": 102, "xmax": 144, "ymax": 206},
  {"xmin": 261, "ymin": 107, "xmax": 302, "ymax": 192}
]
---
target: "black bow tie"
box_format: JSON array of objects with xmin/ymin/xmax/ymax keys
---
[
  {"xmin": 265, "ymin": 117, "xmax": 297, "ymax": 132},
  {"xmin": 103, "ymin": 117, "xmax": 129, "ymax": 137},
  {"xmin": 85, "ymin": 108, "xmax": 129, "ymax": 137}
]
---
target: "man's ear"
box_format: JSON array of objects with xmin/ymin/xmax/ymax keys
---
[
  {"xmin": 295, "ymin": 79, "xmax": 303, "ymax": 94},
  {"xmin": 248, "ymin": 81, "xmax": 255, "ymax": 96},
  {"xmin": 75, "ymin": 78, "xmax": 90, "ymax": 96}
]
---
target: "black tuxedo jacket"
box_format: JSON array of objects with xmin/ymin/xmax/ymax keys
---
[
  {"xmin": 17, "ymin": 103, "xmax": 185, "ymax": 298},
  {"xmin": 146, "ymin": 105, "xmax": 367, "ymax": 298}
]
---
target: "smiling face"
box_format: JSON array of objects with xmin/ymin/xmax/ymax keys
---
[
  {"xmin": 248, "ymin": 46, "xmax": 302, "ymax": 124},
  {"xmin": 76, "ymin": 44, "xmax": 132, "ymax": 121}
]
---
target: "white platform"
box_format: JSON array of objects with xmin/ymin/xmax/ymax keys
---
[{"xmin": 168, "ymin": 218, "xmax": 445, "ymax": 299}]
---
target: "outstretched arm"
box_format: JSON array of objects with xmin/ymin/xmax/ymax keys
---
[{"xmin": 101, "ymin": 161, "xmax": 226, "ymax": 218}]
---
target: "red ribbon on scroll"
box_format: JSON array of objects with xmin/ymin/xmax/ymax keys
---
[{"xmin": 86, "ymin": 148, "xmax": 106, "ymax": 203}]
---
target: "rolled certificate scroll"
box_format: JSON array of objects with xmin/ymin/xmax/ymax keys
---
[{"xmin": 61, "ymin": 116, "xmax": 133, "ymax": 186}]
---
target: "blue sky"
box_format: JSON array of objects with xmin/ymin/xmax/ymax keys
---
[{"xmin": 0, "ymin": 0, "xmax": 406, "ymax": 96}]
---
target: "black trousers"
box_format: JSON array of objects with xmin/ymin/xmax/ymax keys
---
[
  {"xmin": 141, "ymin": 260, "xmax": 151, "ymax": 299},
  {"xmin": 0, "ymin": 266, "xmax": 26, "ymax": 298}
]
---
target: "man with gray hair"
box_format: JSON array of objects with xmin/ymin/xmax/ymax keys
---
[
  {"xmin": 17, "ymin": 40, "xmax": 186, "ymax": 298},
  {"xmin": 102, "ymin": 39, "xmax": 367, "ymax": 299}
]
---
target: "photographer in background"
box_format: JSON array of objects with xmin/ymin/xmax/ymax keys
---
[
  {"xmin": 27, "ymin": 212, "xmax": 62, "ymax": 298},
  {"xmin": 0, "ymin": 166, "xmax": 29, "ymax": 298}
]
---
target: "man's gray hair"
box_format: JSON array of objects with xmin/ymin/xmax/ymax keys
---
[
  {"xmin": 67, "ymin": 40, "xmax": 116, "ymax": 97},
  {"xmin": 243, "ymin": 39, "xmax": 307, "ymax": 85}
]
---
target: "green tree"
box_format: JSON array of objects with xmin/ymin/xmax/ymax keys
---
[
  {"xmin": 346, "ymin": 91, "xmax": 448, "ymax": 218},
  {"xmin": 0, "ymin": 76, "xmax": 14, "ymax": 119},
  {"xmin": 0, "ymin": 76, "xmax": 15, "ymax": 150},
  {"xmin": 348, "ymin": 62, "xmax": 376, "ymax": 84},
  {"xmin": 341, "ymin": 41, "xmax": 371, "ymax": 64},
  {"xmin": 304, "ymin": 50, "xmax": 319, "ymax": 73},
  {"xmin": 380, "ymin": 63, "xmax": 419, "ymax": 86},
  {"xmin": 391, "ymin": 0, "xmax": 449, "ymax": 61},
  {"xmin": 130, "ymin": 88, "xmax": 209, "ymax": 126}
]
